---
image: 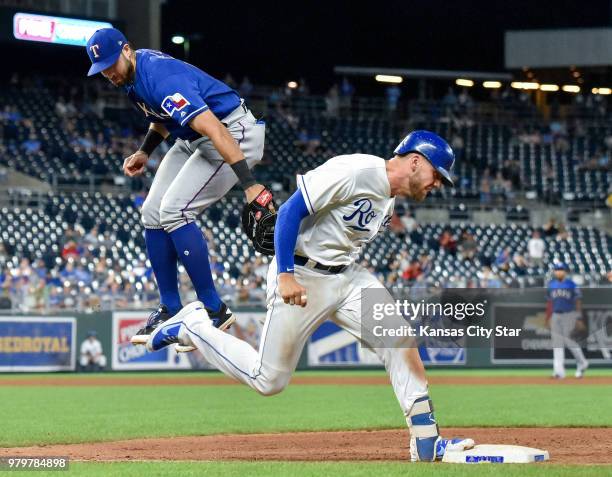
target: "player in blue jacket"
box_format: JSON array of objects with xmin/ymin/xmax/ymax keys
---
[
  {"xmin": 546, "ymin": 262, "xmax": 589, "ymax": 378},
  {"xmin": 85, "ymin": 28, "xmax": 268, "ymax": 345}
]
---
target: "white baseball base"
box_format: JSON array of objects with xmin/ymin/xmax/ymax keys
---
[{"xmin": 442, "ymin": 445, "xmax": 550, "ymax": 464}]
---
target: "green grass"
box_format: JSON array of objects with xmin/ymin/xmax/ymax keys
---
[
  {"xmin": 2, "ymin": 367, "xmax": 612, "ymax": 379},
  {"xmin": 13, "ymin": 461, "xmax": 612, "ymax": 477},
  {"xmin": 2, "ymin": 371, "xmax": 611, "ymax": 446}
]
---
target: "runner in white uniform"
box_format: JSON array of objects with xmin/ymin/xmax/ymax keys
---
[{"xmin": 146, "ymin": 130, "xmax": 474, "ymax": 461}]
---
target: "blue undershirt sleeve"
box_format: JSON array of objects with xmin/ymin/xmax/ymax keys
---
[{"xmin": 275, "ymin": 189, "xmax": 310, "ymax": 274}]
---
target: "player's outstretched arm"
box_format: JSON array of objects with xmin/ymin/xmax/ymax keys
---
[
  {"xmin": 189, "ymin": 110, "xmax": 267, "ymax": 204},
  {"xmin": 275, "ymin": 190, "xmax": 310, "ymax": 307}
]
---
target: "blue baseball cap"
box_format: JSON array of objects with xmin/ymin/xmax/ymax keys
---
[
  {"xmin": 554, "ymin": 262, "xmax": 569, "ymax": 271},
  {"xmin": 86, "ymin": 28, "xmax": 127, "ymax": 76}
]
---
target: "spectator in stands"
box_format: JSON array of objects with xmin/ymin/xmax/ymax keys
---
[
  {"xmin": 325, "ymin": 84, "xmax": 340, "ymax": 117},
  {"xmin": 491, "ymin": 171, "xmax": 512, "ymax": 203},
  {"xmin": 60, "ymin": 261, "xmax": 77, "ymax": 283},
  {"xmin": 55, "ymin": 97, "xmax": 69, "ymax": 117},
  {"xmin": 235, "ymin": 284, "xmax": 252, "ymax": 304},
  {"xmin": 478, "ymin": 266, "xmax": 502, "ymax": 288},
  {"xmin": 0, "ymin": 243, "xmax": 8, "ymax": 268},
  {"xmin": 386, "ymin": 84, "xmax": 401, "ymax": 114},
  {"xmin": 579, "ymin": 149, "xmax": 610, "ymax": 171},
  {"xmin": 339, "ymin": 77, "xmax": 354, "ymax": 112},
  {"xmin": 298, "ymin": 78, "xmax": 310, "ymax": 96},
  {"xmin": 418, "ymin": 253, "xmax": 432, "ymax": 276},
  {"xmin": 74, "ymin": 264, "xmax": 93, "ymax": 286},
  {"xmin": 512, "ymin": 253, "xmax": 528, "ymax": 276},
  {"xmin": 400, "ymin": 210, "xmax": 417, "ymax": 233},
  {"xmin": 501, "ymin": 159, "xmax": 521, "ymax": 190},
  {"xmin": 21, "ymin": 133, "xmax": 41, "ymax": 154},
  {"xmin": 252, "ymin": 256, "xmax": 268, "ymax": 281},
  {"xmin": 438, "ymin": 228, "xmax": 457, "ymax": 255},
  {"xmin": 0, "ymin": 167, "xmax": 8, "ymax": 184},
  {"xmin": 402, "ymin": 260, "xmax": 422, "ymax": 282},
  {"xmin": 79, "ymin": 331, "xmax": 107, "ymax": 372},
  {"xmin": 32, "ymin": 259, "xmax": 47, "ymax": 280},
  {"xmin": 2, "ymin": 105, "xmax": 22, "ymax": 122},
  {"xmin": 442, "ymin": 87, "xmax": 457, "ymax": 107},
  {"xmin": 209, "ymin": 254, "xmax": 225, "ymax": 276},
  {"xmin": 450, "ymin": 130, "xmax": 464, "ymax": 161},
  {"xmin": 458, "ymin": 88, "xmax": 473, "ymax": 109},
  {"xmin": 556, "ymin": 222, "xmax": 569, "ymax": 241},
  {"xmin": 83, "ymin": 226, "xmax": 100, "ymax": 248},
  {"xmin": 494, "ymin": 247, "xmax": 511, "ymax": 272},
  {"xmin": 458, "ymin": 231, "xmax": 478, "ymax": 261},
  {"xmin": 133, "ymin": 190, "xmax": 147, "ymax": 208},
  {"xmin": 295, "ymin": 128, "xmax": 322, "ymax": 155},
  {"xmin": 46, "ymin": 286, "xmax": 62, "ymax": 309},
  {"xmin": 480, "ymin": 168, "xmax": 492, "ymax": 204},
  {"xmin": 239, "ymin": 76, "xmax": 253, "ymax": 99},
  {"xmin": 445, "ymin": 274, "xmax": 467, "ymax": 288},
  {"xmin": 61, "ymin": 241, "xmax": 81, "ymax": 260},
  {"xmin": 389, "ymin": 213, "xmax": 406, "ymax": 238},
  {"xmin": 223, "ymin": 73, "xmax": 237, "ymax": 89},
  {"xmin": 527, "ymin": 230, "xmax": 545, "ymax": 265}
]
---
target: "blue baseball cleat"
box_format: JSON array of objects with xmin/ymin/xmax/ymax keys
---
[
  {"xmin": 146, "ymin": 301, "xmax": 205, "ymax": 352},
  {"xmin": 407, "ymin": 395, "xmax": 474, "ymax": 461},
  {"xmin": 411, "ymin": 436, "xmax": 475, "ymax": 461}
]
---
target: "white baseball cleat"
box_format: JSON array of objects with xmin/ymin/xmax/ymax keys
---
[{"xmin": 575, "ymin": 362, "xmax": 589, "ymax": 378}]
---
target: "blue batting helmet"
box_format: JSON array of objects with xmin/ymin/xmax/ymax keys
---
[
  {"xmin": 553, "ymin": 262, "xmax": 569, "ymax": 271},
  {"xmin": 394, "ymin": 130, "xmax": 455, "ymax": 186}
]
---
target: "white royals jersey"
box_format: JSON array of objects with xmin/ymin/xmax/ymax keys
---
[{"xmin": 295, "ymin": 154, "xmax": 395, "ymax": 266}]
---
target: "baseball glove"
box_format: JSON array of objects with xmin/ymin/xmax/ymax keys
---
[
  {"xmin": 242, "ymin": 187, "xmax": 277, "ymax": 256},
  {"xmin": 570, "ymin": 318, "xmax": 588, "ymax": 343}
]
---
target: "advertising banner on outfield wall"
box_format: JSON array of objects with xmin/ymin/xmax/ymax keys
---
[
  {"xmin": 112, "ymin": 311, "xmax": 265, "ymax": 370},
  {"xmin": 492, "ymin": 303, "xmax": 612, "ymax": 364},
  {"xmin": 0, "ymin": 316, "xmax": 76, "ymax": 371},
  {"xmin": 307, "ymin": 321, "xmax": 466, "ymax": 366}
]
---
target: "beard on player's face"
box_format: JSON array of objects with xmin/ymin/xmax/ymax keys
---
[{"xmin": 102, "ymin": 51, "xmax": 134, "ymax": 87}]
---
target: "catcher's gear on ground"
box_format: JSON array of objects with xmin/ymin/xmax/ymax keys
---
[{"xmin": 242, "ymin": 187, "xmax": 277, "ymax": 255}]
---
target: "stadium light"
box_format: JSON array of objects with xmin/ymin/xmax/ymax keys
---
[
  {"xmin": 592, "ymin": 87, "xmax": 612, "ymax": 95},
  {"xmin": 455, "ymin": 78, "xmax": 474, "ymax": 87},
  {"xmin": 287, "ymin": 81, "xmax": 298, "ymax": 89},
  {"xmin": 511, "ymin": 82, "xmax": 539, "ymax": 90},
  {"xmin": 562, "ymin": 85, "xmax": 580, "ymax": 93},
  {"xmin": 539, "ymin": 84, "xmax": 559, "ymax": 92},
  {"xmin": 375, "ymin": 75, "xmax": 403, "ymax": 84},
  {"xmin": 171, "ymin": 35, "xmax": 185, "ymax": 44},
  {"xmin": 483, "ymin": 81, "xmax": 502, "ymax": 89}
]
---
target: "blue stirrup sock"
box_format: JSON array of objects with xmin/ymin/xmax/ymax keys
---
[
  {"xmin": 169, "ymin": 222, "xmax": 222, "ymax": 312},
  {"xmin": 144, "ymin": 228, "xmax": 182, "ymax": 314},
  {"xmin": 407, "ymin": 395, "xmax": 441, "ymax": 461}
]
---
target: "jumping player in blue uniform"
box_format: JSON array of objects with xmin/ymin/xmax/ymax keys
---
[
  {"xmin": 546, "ymin": 262, "xmax": 589, "ymax": 378},
  {"xmin": 85, "ymin": 28, "xmax": 269, "ymax": 346}
]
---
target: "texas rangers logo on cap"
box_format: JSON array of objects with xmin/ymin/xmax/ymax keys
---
[
  {"xmin": 161, "ymin": 93, "xmax": 191, "ymax": 115},
  {"xmin": 85, "ymin": 27, "xmax": 127, "ymax": 76}
]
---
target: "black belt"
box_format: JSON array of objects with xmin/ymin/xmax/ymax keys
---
[{"xmin": 294, "ymin": 255, "xmax": 348, "ymax": 274}]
